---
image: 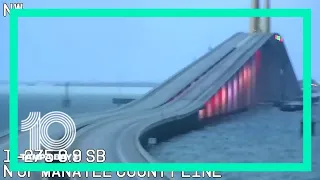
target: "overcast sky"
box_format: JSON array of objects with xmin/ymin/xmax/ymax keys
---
[{"xmin": 0, "ymin": 0, "xmax": 318, "ymax": 82}]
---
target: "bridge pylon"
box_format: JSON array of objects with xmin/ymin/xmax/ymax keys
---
[
  {"xmin": 250, "ymin": 0, "xmax": 271, "ymax": 33},
  {"xmin": 250, "ymin": 0, "xmax": 261, "ymax": 33}
]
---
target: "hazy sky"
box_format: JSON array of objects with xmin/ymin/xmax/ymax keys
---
[{"xmin": 0, "ymin": 0, "xmax": 318, "ymax": 82}]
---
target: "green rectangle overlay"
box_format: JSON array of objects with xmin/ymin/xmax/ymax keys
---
[{"xmin": 9, "ymin": 8, "xmax": 312, "ymax": 172}]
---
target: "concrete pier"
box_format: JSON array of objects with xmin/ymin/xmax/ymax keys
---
[{"xmin": 62, "ymin": 82, "xmax": 71, "ymax": 108}]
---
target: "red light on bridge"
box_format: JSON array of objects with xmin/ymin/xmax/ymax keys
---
[
  {"xmin": 210, "ymin": 96, "xmax": 216, "ymax": 117},
  {"xmin": 239, "ymin": 70, "xmax": 243, "ymax": 94},
  {"xmin": 205, "ymin": 101, "xmax": 213, "ymax": 118},
  {"xmin": 233, "ymin": 75, "xmax": 238, "ymax": 111},
  {"xmin": 251, "ymin": 57, "xmax": 256, "ymax": 104},
  {"xmin": 247, "ymin": 65, "xmax": 252, "ymax": 84},
  {"xmin": 215, "ymin": 89, "xmax": 222, "ymax": 116},
  {"xmin": 221, "ymin": 85, "xmax": 227, "ymax": 114},
  {"xmin": 243, "ymin": 66, "xmax": 248, "ymax": 86},
  {"xmin": 244, "ymin": 64, "xmax": 252, "ymax": 88},
  {"xmin": 244, "ymin": 64, "xmax": 252, "ymax": 106},
  {"xmin": 227, "ymin": 81, "xmax": 233, "ymax": 113}
]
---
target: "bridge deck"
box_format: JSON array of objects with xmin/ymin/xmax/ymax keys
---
[
  {"xmin": 0, "ymin": 32, "xmax": 301, "ymax": 180},
  {"xmin": 70, "ymin": 33, "xmax": 287, "ymax": 180}
]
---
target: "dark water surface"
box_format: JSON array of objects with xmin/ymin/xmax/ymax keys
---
[{"xmin": 150, "ymin": 106, "xmax": 320, "ymax": 180}]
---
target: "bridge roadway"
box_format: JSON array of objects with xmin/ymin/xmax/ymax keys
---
[
  {"xmin": 0, "ymin": 32, "xmax": 246, "ymax": 179},
  {"xmin": 69, "ymin": 32, "xmax": 277, "ymax": 180},
  {"xmin": 0, "ymin": 32, "xmax": 285, "ymax": 180}
]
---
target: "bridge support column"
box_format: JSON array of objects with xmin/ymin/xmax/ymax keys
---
[
  {"xmin": 62, "ymin": 82, "xmax": 71, "ymax": 108},
  {"xmin": 300, "ymin": 121, "xmax": 316, "ymax": 137}
]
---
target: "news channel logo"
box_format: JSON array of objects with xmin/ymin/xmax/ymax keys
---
[{"xmin": 21, "ymin": 111, "xmax": 77, "ymax": 151}]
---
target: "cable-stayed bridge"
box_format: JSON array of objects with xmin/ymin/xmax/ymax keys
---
[{"xmin": 1, "ymin": 1, "xmax": 313, "ymax": 179}]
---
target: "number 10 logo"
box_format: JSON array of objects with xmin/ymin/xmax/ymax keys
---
[{"xmin": 21, "ymin": 111, "xmax": 77, "ymax": 151}]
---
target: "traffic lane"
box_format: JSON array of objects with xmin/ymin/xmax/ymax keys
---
[
  {"xmin": 71, "ymin": 109, "xmax": 170, "ymax": 180},
  {"xmin": 116, "ymin": 119, "xmax": 172, "ymax": 180},
  {"xmin": 71, "ymin": 119, "xmax": 133, "ymax": 163},
  {"xmin": 71, "ymin": 123, "xmax": 147, "ymax": 180}
]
